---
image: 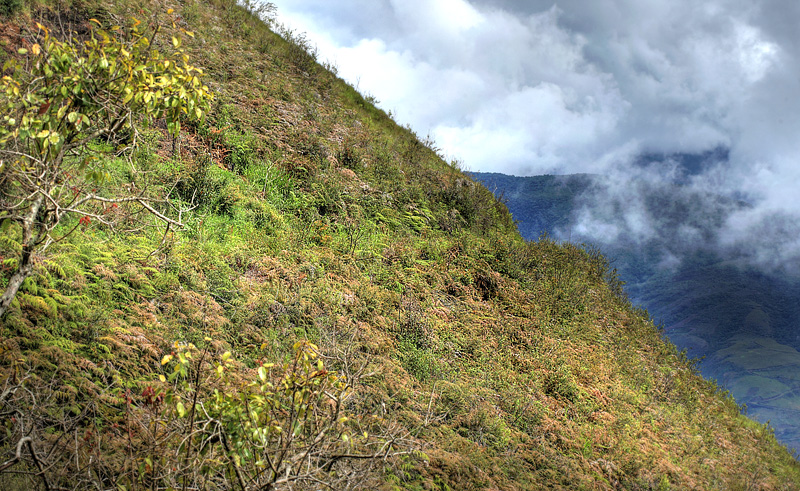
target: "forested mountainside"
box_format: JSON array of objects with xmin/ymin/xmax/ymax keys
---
[{"xmin": 1, "ymin": 1, "xmax": 799, "ymax": 489}]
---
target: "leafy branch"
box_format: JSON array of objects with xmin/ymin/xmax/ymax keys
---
[{"xmin": 0, "ymin": 14, "xmax": 213, "ymax": 317}]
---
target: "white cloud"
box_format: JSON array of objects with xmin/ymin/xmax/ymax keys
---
[
  {"xmin": 390, "ymin": 0, "xmax": 483, "ymax": 37},
  {"xmin": 269, "ymin": 0, "xmax": 785, "ymax": 173},
  {"xmin": 735, "ymin": 23, "xmax": 779, "ymax": 83}
]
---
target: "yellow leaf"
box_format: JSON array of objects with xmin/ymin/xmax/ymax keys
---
[
  {"xmin": 161, "ymin": 354, "xmax": 173, "ymax": 365},
  {"xmin": 31, "ymin": 44, "xmax": 41, "ymax": 56}
]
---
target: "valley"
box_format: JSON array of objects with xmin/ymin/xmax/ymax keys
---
[{"xmin": 473, "ymin": 171, "xmax": 800, "ymax": 455}]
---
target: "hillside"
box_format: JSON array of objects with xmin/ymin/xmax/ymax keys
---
[{"xmin": 1, "ymin": 1, "xmax": 799, "ymax": 489}]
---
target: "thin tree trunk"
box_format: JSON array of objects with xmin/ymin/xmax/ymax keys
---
[
  {"xmin": 0, "ymin": 260, "xmax": 35, "ymax": 317},
  {"xmin": 0, "ymin": 194, "xmax": 45, "ymax": 318},
  {"xmin": 172, "ymin": 133, "xmax": 181, "ymax": 159}
]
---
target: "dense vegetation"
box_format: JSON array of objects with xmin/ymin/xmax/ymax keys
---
[{"xmin": 1, "ymin": 1, "xmax": 799, "ymax": 489}]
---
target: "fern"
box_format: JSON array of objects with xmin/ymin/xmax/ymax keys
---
[
  {"xmin": 20, "ymin": 277, "xmax": 39, "ymax": 296},
  {"xmin": 32, "ymin": 326, "xmax": 55, "ymax": 343},
  {"xmin": 0, "ymin": 232, "xmax": 22, "ymax": 253},
  {"xmin": 42, "ymin": 335, "xmax": 81, "ymax": 353},
  {"xmin": 88, "ymin": 342, "xmax": 112, "ymax": 356},
  {"xmin": 44, "ymin": 259, "xmax": 67, "ymax": 279},
  {"xmin": 44, "ymin": 296, "xmax": 59, "ymax": 317},
  {"xmin": 18, "ymin": 293, "xmax": 52, "ymax": 315}
]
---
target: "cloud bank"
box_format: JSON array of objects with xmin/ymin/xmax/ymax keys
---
[{"xmin": 268, "ymin": 0, "xmax": 800, "ymax": 269}]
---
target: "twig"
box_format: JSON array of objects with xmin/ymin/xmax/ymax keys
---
[
  {"xmin": 220, "ymin": 429, "xmax": 248, "ymax": 491},
  {"xmin": 0, "ymin": 436, "xmax": 31, "ymax": 472}
]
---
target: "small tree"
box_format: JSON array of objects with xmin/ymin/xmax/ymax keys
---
[
  {"xmin": 161, "ymin": 340, "xmax": 399, "ymax": 490},
  {"xmin": 0, "ymin": 15, "xmax": 212, "ymax": 317},
  {"xmin": 0, "ymin": 340, "xmax": 415, "ymax": 489}
]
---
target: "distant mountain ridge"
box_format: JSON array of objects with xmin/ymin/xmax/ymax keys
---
[
  {"xmin": 471, "ymin": 170, "xmax": 800, "ymax": 454},
  {"xmin": 469, "ymin": 172, "xmax": 596, "ymax": 241}
]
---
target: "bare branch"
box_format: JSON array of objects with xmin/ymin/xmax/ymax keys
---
[{"xmin": 0, "ymin": 436, "xmax": 32, "ymax": 473}]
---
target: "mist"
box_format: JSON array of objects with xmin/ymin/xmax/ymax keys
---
[{"xmin": 561, "ymin": 151, "xmax": 800, "ymax": 278}]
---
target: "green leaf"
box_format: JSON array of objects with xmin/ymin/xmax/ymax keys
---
[{"xmin": 176, "ymin": 401, "xmax": 186, "ymax": 418}]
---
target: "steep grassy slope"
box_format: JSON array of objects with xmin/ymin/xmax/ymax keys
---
[{"xmin": 1, "ymin": 1, "xmax": 799, "ymax": 489}]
